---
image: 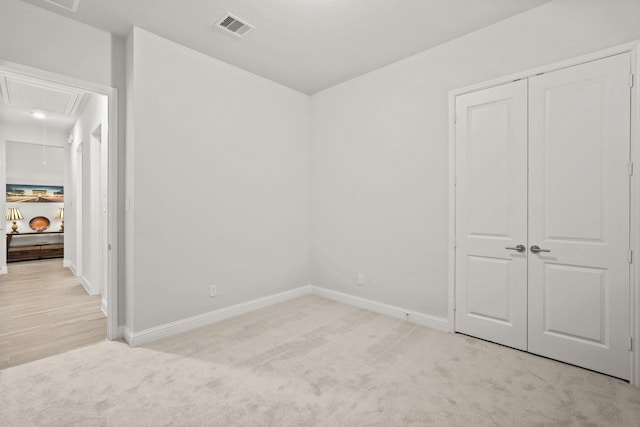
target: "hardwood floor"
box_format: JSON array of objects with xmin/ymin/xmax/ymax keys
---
[{"xmin": 0, "ymin": 259, "xmax": 106, "ymax": 369}]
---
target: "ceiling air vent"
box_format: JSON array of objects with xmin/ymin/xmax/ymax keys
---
[
  {"xmin": 40, "ymin": 0, "xmax": 80, "ymax": 12},
  {"xmin": 216, "ymin": 13, "xmax": 254, "ymax": 37}
]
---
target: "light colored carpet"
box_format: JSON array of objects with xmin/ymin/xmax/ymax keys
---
[{"xmin": 1, "ymin": 295, "xmax": 639, "ymax": 426}]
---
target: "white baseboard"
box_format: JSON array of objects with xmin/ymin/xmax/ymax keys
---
[
  {"xmin": 0, "ymin": 265, "xmax": 7, "ymax": 275},
  {"xmin": 63, "ymin": 260, "xmax": 79, "ymax": 277},
  {"xmin": 120, "ymin": 326, "xmax": 132, "ymax": 345},
  {"xmin": 101, "ymin": 298, "xmax": 108, "ymax": 316},
  {"xmin": 80, "ymin": 276, "xmax": 91, "ymax": 294},
  {"xmin": 80, "ymin": 276, "xmax": 98, "ymax": 296},
  {"xmin": 124, "ymin": 284, "xmax": 449, "ymax": 348},
  {"xmin": 128, "ymin": 285, "xmax": 313, "ymax": 347},
  {"xmin": 310, "ymin": 285, "xmax": 449, "ymax": 332}
]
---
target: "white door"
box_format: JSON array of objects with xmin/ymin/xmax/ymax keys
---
[
  {"xmin": 528, "ymin": 53, "xmax": 631, "ymax": 380},
  {"xmin": 454, "ymin": 80, "xmax": 528, "ymax": 350}
]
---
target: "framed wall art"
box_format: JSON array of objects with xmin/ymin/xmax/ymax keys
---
[{"xmin": 6, "ymin": 184, "xmax": 64, "ymax": 203}]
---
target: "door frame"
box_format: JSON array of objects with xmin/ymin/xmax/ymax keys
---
[
  {"xmin": 0, "ymin": 59, "xmax": 120, "ymax": 341},
  {"xmin": 448, "ymin": 40, "xmax": 640, "ymax": 386},
  {"xmin": 89, "ymin": 121, "xmax": 104, "ymax": 299}
]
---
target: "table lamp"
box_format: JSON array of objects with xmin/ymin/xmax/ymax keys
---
[
  {"xmin": 55, "ymin": 207, "xmax": 64, "ymax": 232},
  {"xmin": 6, "ymin": 207, "xmax": 24, "ymax": 233}
]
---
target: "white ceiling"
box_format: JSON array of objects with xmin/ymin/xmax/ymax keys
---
[
  {"xmin": 20, "ymin": 0, "xmax": 552, "ymax": 94},
  {"xmin": 0, "ymin": 72, "xmax": 86, "ymax": 132}
]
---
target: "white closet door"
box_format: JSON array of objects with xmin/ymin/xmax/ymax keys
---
[
  {"xmin": 455, "ymin": 80, "xmax": 528, "ymax": 350},
  {"xmin": 528, "ymin": 53, "xmax": 631, "ymax": 380}
]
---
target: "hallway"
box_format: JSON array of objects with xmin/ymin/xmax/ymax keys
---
[{"xmin": 0, "ymin": 259, "xmax": 105, "ymax": 368}]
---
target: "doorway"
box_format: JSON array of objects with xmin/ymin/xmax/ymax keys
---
[{"xmin": 0, "ymin": 59, "xmax": 118, "ymax": 355}]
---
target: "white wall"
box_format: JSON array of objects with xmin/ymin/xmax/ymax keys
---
[
  {"xmin": 124, "ymin": 32, "xmax": 135, "ymax": 332},
  {"xmin": 2, "ymin": 124, "xmax": 66, "ymax": 148},
  {"xmin": 65, "ymin": 123, "xmax": 80, "ymax": 275},
  {"xmin": 3, "ymin": 131, "xmax": 65, "ymax": 250},
  {"xmin": 126, "ymin": 28, "xmax": 311, "ymax": 331},
  {"xmin": 67, "ymin": 94, "xmax": 108, "ymax": 291},
  {"xmin": 0, "ymin": 0, "xmax": 113, "ymax": 87},
  {"xmin": 310, "ymin": 0, "xmax": 640, "ymax": 318},
  {"xmin": 3, "ymin": 0, "xmax": 639, "ymax": 336},
  {"xmin": 6, "ymin": 140, "xmax": 65, "ymax": 184}
]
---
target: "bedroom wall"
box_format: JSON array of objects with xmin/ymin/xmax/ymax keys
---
[
  {"xmin": 5, "ymin": 139, "xmax": 65, "ymax": 245},
  {"xmin": 0, "ymin": 123, "xmax": 64, "ymax": 273},
  {"xmin": 3, "ymin": 0, "xmax": 639, "ymax": 337},
  {"xmin": 1, "ymin": 125, "xmax": 67, "ymax": 255},
  {"xmin": 4, "ymin": 130, "xmax": 66, "ymax": 239},
  {"xmin": 310, "ymin": 0, "xmax": 640, "ymax": 319},
  {"xmin": 126, "ymin": 28, "xmax": 311, "ymax": 332},
  {"xmin": 6, "ymin": 139, "xmax": 65, "ymax": 182},
  {"xmin": 0, "ymin": 0, "xmax": 113, "ymax": 87}
]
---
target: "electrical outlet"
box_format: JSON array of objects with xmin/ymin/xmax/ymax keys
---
[
  {"xmin": 209, "ymin": 285, "xmax": 217, "ymax": 297},
  {"xmin": 357, "ymin": 274, "xmax": 365, "ymax": 286}
]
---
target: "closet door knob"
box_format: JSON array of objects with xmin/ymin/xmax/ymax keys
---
[
  {"xmin": 530, "ymin": 245, "xmax": 551, "ymax": 254},
  {"xmin": 505, "ymin": 244, "xmax": 526, "ymax": 253}
]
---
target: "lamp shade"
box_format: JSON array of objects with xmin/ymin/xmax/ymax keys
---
[
  {"xmin": 55, "ymin": 207, "xmax": 64, "ymax": 220},
  {"xmin": 6, "ymin": 207, "xmax": 23, "ymax": 221}
]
